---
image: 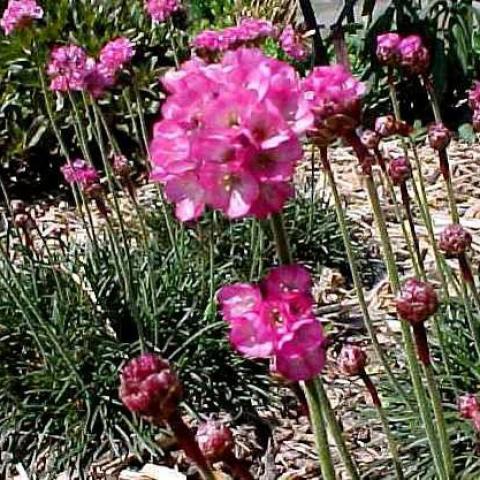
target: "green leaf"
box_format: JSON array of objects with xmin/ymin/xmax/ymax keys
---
[
  {"xmin": 458, "ymin": 123, "xmax": 476, "ymax": 144},
  {"xmin": 431, "ymin": 38, "xmax": 447, "ymax": 99},
  {"xmin": 451, "ymin": 21, "xmax": 470, "ymax": 74}
]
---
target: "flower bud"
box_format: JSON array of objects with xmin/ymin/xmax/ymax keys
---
[
  {"xmin": 438, "ymin": 224, "xmax": 472, "ymax": 258},
  {"xmin": 395, "ymin": 120, "xmax": 413, "ymax": 137},
  {"xmin": 361, "ymin": 129, "xmax": 380, "ymax": 150},
  {"xmin": 375, "ymin": 115, "xmax": 397, "ymax": 137},
  {"xmin": 14, "ymin": 213, "xmax": 32, "ymax": 229},
  {"xmin": 395, "ymin": 279, "xmax": 438, "ymax": 325},
  {"xmin": 388, "ymin": 156, "xmax": 412, "ymax": 186},
  {"xmin": 399, "ymin": 35, "xmax": 430, "ymax": 74},
  {"xmin": 458, "ymin": 394, "xmax": 480, "ymax": 419},
  {"xmin": 84, "ymin": 182, "xmax": 104, "ymax": 201},
  {"xmin": 196, "ymin": 421, "xmax": 234, "ymax": 461},
  {"xmin": 428, "ymin": 123, "xmax": 451, "ymax": 151},
  {"xmin": 112, "ymin": 154, "xmax": 132, "ymax": 179},
  {"xmin": 338, "ymin": 345, "xmax": 367, "ymax": 376},
  {"xmin": 119, "ymin": 353, "xmax": 182, "ymax": 420},
  {"xmin": 376, "ymin": 33, "xmax": 401, "ymax": 66}
]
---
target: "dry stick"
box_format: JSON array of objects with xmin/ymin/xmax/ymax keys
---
[
  {"xmin": 320, "ymin": 147, "xmax": 414, "ymax": 410},
  {"xmin": 346, "ymin": 132, "xmax": 448, "ymax": 480},
  {"xmin": 358, "ymin": 370, "xmax": 404, "ymax": 480}
]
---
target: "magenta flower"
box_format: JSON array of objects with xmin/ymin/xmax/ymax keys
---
[
  {"xmin": 1, "ymin": 0, "xmax": 43, "ymax": 35},
  {"xmin": 428, "ymin": 122, "xmax": 451, "ymax": 151},
  {"xmin": 438, "ymin": 224, "xmax": 472, "ymax": 258},
  {"xmin": 279, "ymin": 25, "xmax": 308, "ymax": 61},
  {"xmin": 303, "ymin": 65, "xmax": 365, "ymax": 144},
  {"xmin": 399, "ymin": 35, "xmax": 430, "ymax": 74},
  {"xmin": 145, "ymin": 0, "xmax": 181, "ymax": 22},
  {"xmin": 217, "ymin": 265, "xmax": 325, "ymax": 381},
  {"xmin": 458, "ymin": 394, "xmax": 480, "ymax": 419},
  {"xmin": 468, "ymin": 81, "xmax": 480, "ymax": 110},
  {"xmin": 395, "ymin": 279, "xmax": 438, "ymax": 325},
  {"xmin": 99, "ymin": 37, "xmax": 135, "ymax": 73},
  {"xmin": 196, "ymin": 421, "xmax": 234, "ymax": 461},
  {"xmin": 150, "ymin": 48, "xmax": 311, "ymax": 222},
  {"xmin": 388, "ymin": 156, "xmax": 412, "ymax": 186},
  {"xmin": 338, "ymin": 344, "xmax": 367, "ymax": 376},
  {"xmin": 61, "ymin": 159, "xmax": 99, "ymax": 186},
  {"xmin": 47, "ymin": 45, "xmax": 93, "ymax": 92},
  {"xmin": 119, "ymin": 353, "xmax": 182, "ymax": 419},
  {"xmin": 376, "ymin": 33, "xmax": 401, "ymax": 66}
]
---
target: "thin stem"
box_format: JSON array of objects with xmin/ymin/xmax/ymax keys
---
[
  {"xmin": 315, "ymin": 378, "xmax": 360, "ymax": 480},
  {"xmin": 437, "ymin": 149, "xmax": 460, "ymax": 224},
  {"xmin": 320, "ymin": 147, "xmax": 413, "ymax": 409},
  {"xmin": 359, "ymin": 371, "xmax": 404, "ymax": 480},
  {"xmin": 269, "ymin": 213, "xmax": 292, "ymax": 265},
  {"xmin": 168, "ymin": 18, "xmax": 180, "ymax": 69},
  {"xmin": 303, "ymin": 381, "xmax": 336, "ymax": 480}
]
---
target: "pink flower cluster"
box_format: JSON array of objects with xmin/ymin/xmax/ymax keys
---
[
  {"xmin": 458, "ymin": 394, "xmax": 480, "ymax": 432},
  {"xmin": 376, "ymin": 33, "xmax": 430, "ymax": 74},
  {"xmin": 1, "ymin": 0, "xmax": 43, "ymax": 35},
  {"xmin": 192, "ymin": 18, "xmax": 275, "ymax": 59},
  {"xmin": 217, "ymin": 265, "xmax": 327, "ymax": 381},
  {"xmin": 61, "ymin": 159, "xmax": 99, "ymax": 186},
  {"xmin": 150, "ymin": 48, "xmax": 312, "ymax": 221},
  {"xmin": 469, "ymin": 82, "xmax": 480, "ymax": 131},
  {"xmin": 302, "ymin": 65, "xmax": 365, "ymax": 144},
  {"xmin": 47, "ymin": 37, "xmax": 134, "ymax": 95},
  {"xmin": 279, "ymin": 25, "xmax": 308, "ymax": 61},
  {"xmin": 145, "ymin": 0, "xmax": 181, "ymax": 23}
]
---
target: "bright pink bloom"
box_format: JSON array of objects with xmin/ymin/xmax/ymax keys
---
[
  {"xmin": 1, "ymin": 0, "xmax": 43, "ymax": 35},
  {"xmin": 217, "ymin": 283, "xmax": 262, "ymax": 320},
  {"xmin": 145, "ymin": 0, "xmax": 181, "ymax": 22},
  {"xmin": 458, "ymin": 394, "xmax": 480, "ymax": 419},
  {"xmin": 262, "ymin": 264, "xmax": 312, "ymax": 304},
  {"xmin": 47, "ymin": 45, "xmax": 92, "ymax": 92},
  {"xmin": 376, "ymin": 33, "xmax": 401, "ymax": 66},
  {"xmin": 61, "ymin": 159, "xmax": 99, "ymax": 186},
  {"xmin": 150, "ymin": 48, "xmax": 310, "ymax": 221},
  {"xmin": 303, "ymin": 65, "xmax": 365, "ymax": 143},
  {"xmin": 99, "ymin": 37, "xmax": 135, "ymax": 73},
  {"xmin": 399, "ymin": 35, "xmax": 430, "ymax": 74},
  {"xmin": 279, "ymin": 25, "xmax": 308, "ymax": 61},
  {"xmin": 119, "ymin": 353, "xmax": 182, "ymax": 419},
  {"xmin": 275, "ymin": 318, "xmax": 326, "ymax": 381},
  {"xmin": 395, "ymin": 279, "xmax": 438, "ymax": 325}
]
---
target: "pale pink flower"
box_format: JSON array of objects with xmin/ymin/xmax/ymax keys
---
[
  {"xmin": 280, "ymin": 25, "xmax": 308, "ymax": 61},
  {"xmin": 376, "ymin": 33, "xmax": 401, "ymax": 66},
  {"xmin": 61, "ymin": 159, "xmax": 99, "ymax": 186},
  {"xmin": 164, "ymin": 173, "xmax": 205, "ymax": 222},
  {"xmin": 217, "ymin": 283, "xmax": 262, "ymax": 320},
  {"xmin": 99, "ymin": 37, "xmax": 135, "ymax": 73},
  {"xmin": 274, "ymin": 318, "xmax": 327, "ymax": 381},
  {"xmin": 399, "ymin": 35, "xmax": 430, "ymax": 74},
  {"xmin": 145, "ymin": 0, "xmax": 181, "ymax": 22},
  {"xmin": 1, "ymin": 0, "xmax": 43, "ymax": 35}
]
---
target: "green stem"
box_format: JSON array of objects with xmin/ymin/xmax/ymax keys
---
[
  {"xmin": 321, "ymin": 148, "xmax": 413, "ymax": 409},
  {"xmin": 315, "ymin": 378, "xmax": 360, "ymax": 480},
  {"xmin": 269, "ymin": 213, "xmax": 292, "ymax": 265},
  {"xmin": 303, "ymin": 381, "xmax": 336, "ymax": 480}
]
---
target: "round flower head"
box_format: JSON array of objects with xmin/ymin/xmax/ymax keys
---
[
  {"xmin": 438, "ymin": 224, "xmax": 472, "ymax": 258},
  {"xmin": 428, "ymin": 122, "xmax": 451, "ymax": 151},
  {"xmin": 1, "ymin": 0, "xmax": 43, "ymax": 35},
  {"xmin": 99, "ymin": 37, "xmax": 135, "ymax": 73},
  {"xmin": 303, "ymin": 65, "xmax": 365, "ymax": 145},
  {"xmin": 145, "ymin": 0, "xmax": 181, "ymax": 23},
  {"xmin": 196, "ymin": 421, "xmax": 234, "ymax": 461},
  {"xmin": 361, "ymin": 129, "xmax": 380, "ymax": 150},
  {"xmin": 458, "ymin": 393, "xmax": 480, "ymax": 419},
  {"xmin": 119, "ymin": 353, "xmax": 182, "ymax": 420},
  {"xmin": 399, "ymin": 35, "xmax": 430, "ymax": 74},
  {"xmin": 375, "ymin": 115, "xmax": 397, "ymax": 137},
  {"xmin": 376, "ymin": 33, "xmax": 401, "ymax": 66},
  {"xmin": 388, "ymin": 156, "xmax": 412, "ymax": 186},
  {"xmin": 396, "ymin": 279, "xmax": 438, "ymax": 325},
  {"xmin": 61, "ymin": 159, "xmax": 99, "ymax": 186},
  {"xmin": 468, "ymin": 81, "xmax": 480, "ymax": 111},
  {"xmin": 338, "ymin": 345, "xmax": 367, "ymax": 376},
  {"xmin": 280, "ymin": 25, "xmax": 309, "ymax": 61}
]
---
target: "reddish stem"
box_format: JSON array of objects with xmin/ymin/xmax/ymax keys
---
[
  {"xmin": 222, "ymin": 451, "xmax": 254, "ymax": 480},
  {"xmin": 344, "ymin": 132, "xmax": 373, "ymax": 176},
  {"xmin": 373, "ymin": 147, "xmax": 387, "ymax": 172},
  {"xmin": 459, "ymin": 253, "xmax": 474, "ymax": 285},
  {"xmin": 167, "ymin": 411, "xmax": 213, "ymax": 476},
  {"xmin": 359, "ymin": 370, "xmax": 381, "ymax": 407},
  {"xmin": 438, "ymin": 149, "xmax": 450, "ymax": 181},
  {"xmin": 412, "ymin": 323, "xmax": 431, "ymax": 366}
]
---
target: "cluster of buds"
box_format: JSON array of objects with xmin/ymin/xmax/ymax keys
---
[
  {"xmin": 279, "ymin": 25, "xmax": 309, "ymax": 62},
  {"xmin": 374, "ymin": 115, "xmax": 412, "ymax": 139},
  {"xmin": 196, "ymin": 421, "xmax": 253, "ymax": 479},
  {"xmin": 468, "ymin": 82, "xmax": 480, "ymax": 132},
  {"xmin": 428, "ymin": 123, "xmax": 451, "ymax": 151},
  {"xmin": 120, "ymin": 354, "xmax": 214, "ymax": 478},
  {"xmin": 396, "ymin": 279, "xmax": 438, "ymax": 365},
  {"xmin": 458, "ymin": 394, "xmax": 480, "ymax": 432},
  {"xmin": 376, "ymin": 33, "xmax": 430, "ymax": 75},
  {"xmin": 1, "ymin": 0, "xmax": 43, "ymax": 35},
  {"xmin": 388, "ymin": 156, "xmax": 412, "ymax": 186},
  {"xmin": 338, "ymin": 345, "xmax": 380, "ymax": 407}
]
